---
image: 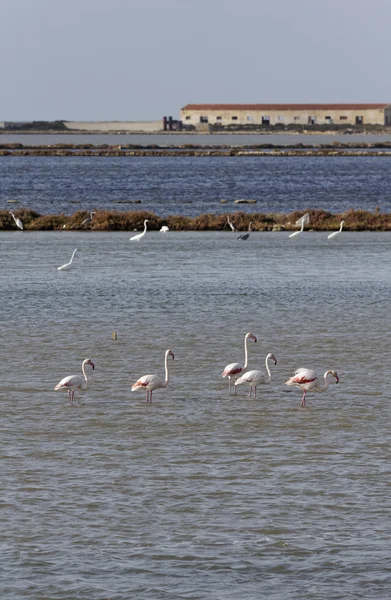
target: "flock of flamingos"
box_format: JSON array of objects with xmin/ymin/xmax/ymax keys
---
[
  {"xmin": 54, "ymin": 332, "xmax": 339, "ymax": 407},
  {"xmin": 9, "ymin": 209, "xmax": 341, "ymax": 407}
]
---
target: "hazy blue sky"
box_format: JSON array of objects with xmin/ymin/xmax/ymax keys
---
[{"xmin": 1, "ymin": 0, "xmax": 391, "ymax": 120}]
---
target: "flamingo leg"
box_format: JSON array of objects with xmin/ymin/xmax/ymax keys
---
[
  {"xmin": 68, "ymin": 390, "xmax": 72, "ymax": 404},
  {"xmin": 150, "ymin": 390, "xmax": 153, "ymax": 402},
  {"xmin": 145, "ymin": 390, "xmax": 149, "ymax": 402},
  {"xmin": 248, "ymin": 386, "xmax": 252, "ymax": 398},
  {"xmin": 301, "ymin": 390, "xmax": 307, "ymax": 407},
  {"xmin": 254, "ymin": 386, "xmax": 257, "ymax": 399},
  {"xmin": 233, "ymin": 378, "xmax": 236, "ymax": 395},
  {"xmin": 228, "ymin": 378, "xmax": 231, "ymax": 394}
]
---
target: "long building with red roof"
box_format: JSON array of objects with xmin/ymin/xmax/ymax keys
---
[{"xmin": 180, "ymin": 103, "xmax": 391, "ymax": 127}]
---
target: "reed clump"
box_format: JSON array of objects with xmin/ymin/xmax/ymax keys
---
[{"xmin": 1, "ymin": 208, "xmax": 391, "ymax": 232}]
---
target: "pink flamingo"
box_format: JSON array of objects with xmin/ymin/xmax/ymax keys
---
[
  {"xmin": 235, "ymin": 353, "xmax": 277, "ymax": 398},
  {"xmin": 222, "ymin": 332, "xmax": 257, "ymax": 393},
  {"xmin": 285, "ymin": 367, "xmax": 339, "ymax": 406},
  {"xmin": 131, "ymin": 349, "xmax": 174, "ymax": 402},
  {"xmin": 54, "ymin": 358, "xmax": 95, "ymax": 404}
]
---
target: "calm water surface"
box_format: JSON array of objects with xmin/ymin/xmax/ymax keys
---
[
  {"xmin": 1, "ymin": 231, "xmax": 390, "ymax": 599},
  {"xmin": 2, "ymin": 155, "xmax": 391, "ymax": 216}
]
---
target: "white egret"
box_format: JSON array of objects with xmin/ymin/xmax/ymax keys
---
[
  {"xmin": 289, "ymin": 220, "xmax": 305, "ymax": 238},
  {"xmin": 57, "ymin": 248, "xmax": 78, "ymax": 271},
  {"xmin": 9, "ymin": 211, "xmax": 23, "ymax": 230},
  {"xmin": 130, "ymin": 219, "xmax": 149, "ymax": 241},
  {"xmin": 160, "ymin": 225, "xmax": 169, "ymax": 233},
  {"xmin": 227, "ymin": 216, "xmax": 236, "ymax": 231},
  {"xmin": 328, "ymin": 220, "xmax": 345, "ymax": 239}
]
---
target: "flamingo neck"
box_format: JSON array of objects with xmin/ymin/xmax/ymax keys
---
[
  {"xmin": 339, "ymin": 222, "xmax": 344, "ymax": 232},
  {"xmin": 70, "ymin": 250, "xmax": 77, "ymax": 263},
  {"xmin": 81, "ymin": 360, "xmax": 88, "ymax": 382},
  {"xmin": 162, "ymin": 351, "xmax": 170, "ymax": 387},
  {"xmin": 265, "ymin": 355, "xmax": 272, "ymax": 382},
  {"xmin": 243, "ymin": 335, "xmax": 250, "ymax": 369},
  {"xmin": 318, "ymin": 371, "xmax": 332, "ymax": 391},
  {"xmin": 143, "ymin": 221, "xmax": 148, "ymax": 234}
]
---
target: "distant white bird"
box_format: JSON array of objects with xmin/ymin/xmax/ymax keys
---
[
  {"xmin": 130, "ymin": 219, "xmax": 149, "ymax": 242},
  {"xmin": 227, "ymin": 216, "xmax": 236, "ymax": 231},
  {"xmin": 54, "ymin": 358, "xmax": 95, "ymax": 405},
  {"xmin": 237, "ymin": 222, "xmax": 252, "ymax": 241},
  {"xmin": 328, "ymin": 220, "xmax": 345, "ymax": 240},
  {"xmin": 285, "ymin": 367, "xmax": 339, "ymax": 407},
  {"xmin": 289, "ymin": 213, "xmax": 310, "ymax": 238},
  {"xmin": 160, "ymin": 225, "xmax": 169, "ymax": 233},
  {"xmin": 131, "ymin": 349, "xmax": 175, "ymax": 401},
  {"xmin": 235, "ymin": 353, "xmax": 277, "ymax": 398},
  {"xmin": 289, "ymin": 220, "xmax": 305, "ymax": 238},
  {"xmin": 81, "ymin": 211, "xmax": 96, "ymax": 228},
  {"xmin": 57, "ymin": 248, "xmax": 78, "ymax": 271},
  {"xmin": 9, "ymin": 211, "xmax": 23, "ymax": 230}
]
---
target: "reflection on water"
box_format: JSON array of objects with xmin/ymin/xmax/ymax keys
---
[{"xmin": 1, "ymin": 231, "xmax": 390, "ymax": 599}]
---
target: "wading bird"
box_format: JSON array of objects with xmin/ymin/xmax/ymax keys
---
[
  {"xmin": 160, "ymin": 225, "xmax": 169, "ymax": 233},
  {"xmin": 9, "ymin": 211, "xmax": 23, "ymax": 230},
  {"xmin": 285, "ymin": 367, "xmax": 339, "ymax": 407},
  {"xmin": 235, "ymin": 353, "xmax": 277, "ymax": 398},
  {"xmin": 54, "ymin": 358, "xmax": 95, "ymax": 405},
  {"xmin": 289, "ymin": 213, "xmax": 310, "ymax": 238},
  {"xmin": 227, "ymin": 216, "xmax": 236, "ymax": 231},
  {"xmin": 57, "ymin": 248, "xmax": 78, "ymax": 271},
  {"xmin": 237, "ymin": 222, "xmax": 252, "ymax": 241},
  {"xmin": 131, "ymin": 349, "xmax": 174, "ymax": 401},
  {"xmin": 81, "ymin": 211, "xmax": 96, "ymax": 228},
  {"xmin": 130, "ymin": 219, "xmax": 149, "ymax": 242},
  {"xmin": 222, "ymin": 332, "xmax": 257, "ymax": 393},
  {"xmin": 328, "ymin": 220, "xmax": 345, "ymax": 240}
]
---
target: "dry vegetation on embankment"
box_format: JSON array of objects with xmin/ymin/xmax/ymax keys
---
[{"xmin": 1, "ymin": 208, "xmax": 391, "ymax": 232}]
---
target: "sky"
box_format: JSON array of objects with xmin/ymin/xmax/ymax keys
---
[{"xmin": 1, "ymin": 0, "xmax": 391, "ymax": 121}]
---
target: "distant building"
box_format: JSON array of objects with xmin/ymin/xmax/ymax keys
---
[{"xmin": 180, "ymin": 104, "xmax": 391, "ymax": 127}]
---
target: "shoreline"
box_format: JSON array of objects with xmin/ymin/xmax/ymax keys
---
[
  {"xmin": 2, "ymin": 208, "xmax": 390, "ymax": 232},
  {"xmin": 1, "ymin": 141, "xmax": 391, "ymax": 157}
]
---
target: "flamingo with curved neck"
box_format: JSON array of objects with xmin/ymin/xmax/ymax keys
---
[
  {"xmin": 130, "ymin": 219, "xmax": 149, "ymax": 242},
  {"xmin": 131, "ymin": 349, "xmax": 175, "ymax": 401},
  {"xmin": 235, "ymin": 353, "xmax": 277, "ymax": 398},
  {"xmin": 285, "ymin": 368, "xmax": 339, "ymax": 406},
  {"xmin": 222, "ymin": 332, "xmax": 257, "ymax": 394},
  {"xmin": 58, "ymin": 248, "xmax": 78, "ymax": 271},
  {"xmin": 54, "ymin": 358, "xmax": 95, "ymax": 404}
]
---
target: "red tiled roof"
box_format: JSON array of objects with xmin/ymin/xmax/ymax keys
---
[{"xmin": 181, "ymin": 103, "xmax": 390, "ymax": 111}]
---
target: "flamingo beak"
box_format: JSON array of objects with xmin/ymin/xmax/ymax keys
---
[
  {"xmin": 335, "ymin": 374, "xmax": 339, "ymax": 383},
  {"xmin": 273, "ymin": 357, "xmax": 277, "ymax": 365},
  {"xmin": 88, "ymin": 360, "xmax": 95, "ymax": 370},
  {"xmin": 170, "ymin": 352, "xmax": 175, "ymax": 360}
]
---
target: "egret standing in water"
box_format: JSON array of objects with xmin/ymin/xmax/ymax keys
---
[
  {"xmin": 130, "ymin": 219, "xmax": 149, "ymax": 242},
  {"xmin": 9, "ymin": 211, "xmax": 23, "ymax": 230},
  {"xmin": 289, "ymin": 213, "xmax": 309, "ymax": 238},
  {"xmin": 57, "ymin": 248, "xmax": 79, "ymax": 271},
  {"xmin": 160, "ymin": 225, "xmax": 169, "ymax": 233},
  {"xmin": 328, "ymin": 220, "xmax": 345, "ymax": 239}
]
